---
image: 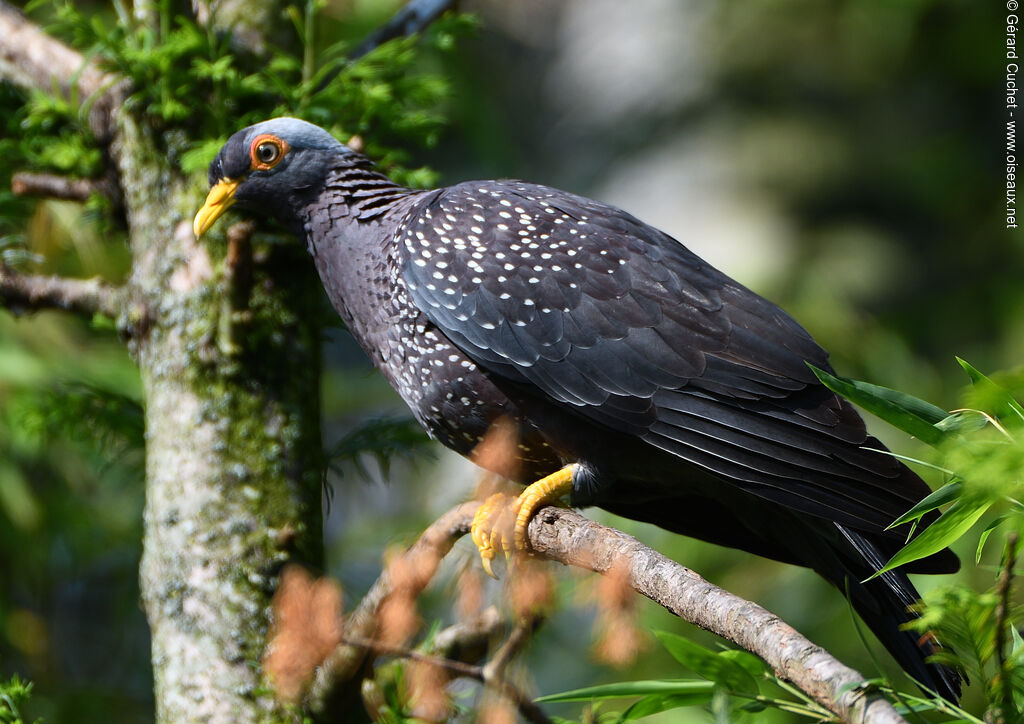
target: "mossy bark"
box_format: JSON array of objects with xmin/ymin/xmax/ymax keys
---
[{"xmin": 117, "ymin": 115, "xmax": 324, "ymax": 723}]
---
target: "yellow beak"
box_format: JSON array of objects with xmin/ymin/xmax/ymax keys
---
[{"xmin": 193, "ymin": 177, "xmax": 242, "ymax": 238}]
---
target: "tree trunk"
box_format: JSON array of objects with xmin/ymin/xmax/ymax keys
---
[{"xmin": 110, "ymin": 115, "xmax": 324, "ymax": 722}]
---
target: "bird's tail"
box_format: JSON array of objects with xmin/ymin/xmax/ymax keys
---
[{"xmin": 829, "ymin": 525, "xmax": 962, "ymax": 703}]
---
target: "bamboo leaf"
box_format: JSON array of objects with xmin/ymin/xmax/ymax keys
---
[
  {"xmin": 620, "ymin": 691, "xmax": 716, "ymax": 719},
  {"xmin": 888, "ymin": 481, "xmax": 962, "ymax": 529},
  {"xmin": 957, "ymin": 357, "xmax": 1024, "ymax": 425},
  {"xmin": 809, "ymin": 366, "xmax": 948, "ymax": 446},
  {"xmin": 653, "ymin": 631, "xmax": 759, "ymax": 696},
  {"xmin": 935, "ymin": 410, "xmax": 990, "ymax": 435},
  {"xmin": 536, "ymin": 679, "xmax": 714, "ymax": 703},
  {"xmin": 870, "ymin": 498, "xmax": 991, "ymax": 578},
  {"xmin": 975, "ymin": 514, "xmax": 1011, "ymax": 564}
]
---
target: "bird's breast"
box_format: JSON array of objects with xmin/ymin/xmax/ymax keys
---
[{"xmin": 304, "ymin": 208, "xmax": 559, "ymax": 476}]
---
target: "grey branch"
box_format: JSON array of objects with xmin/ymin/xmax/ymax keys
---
[
  {"xmin": 315, "ymin": 502, "xmax": 910, "ymax": 724},
  {"xmin": 529, "ymin": 507, "xmax": 909, "ymax": 724},
  {"xmin": 12, "ymin": 172, "xmax": 108, "ymax": 202},
  {"xmin": 0, "ymin": 265, "xmax": 126, "ymax": 320},
  {"xmin": 0, "ymin": 1, "xmax": 123, "ymax": 140},
  {"xmin": 429, "ymin": 606, "xmax": 504, "ymax": 663},
  {"xmin": 351, "ymin": 0, "xmax": 459, "ymax": 59}
]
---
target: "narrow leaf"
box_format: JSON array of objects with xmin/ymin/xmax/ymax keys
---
[
  {"xmin": 718, "ymin": 649, "xmax": 769, "ymax": 679},
  {"xmin": 621, "ymin": 691, "xmax": 716, "ymax": 720},
  {"xmin": 976, "ymin": 514, "xmax": 1010, "ymax": 564},
  {"xmin": 654, "ymin": 631, "xmax": 759, "ymax": 696},
  {"xmin": 957, "ymin": 356, "xmax": 1024, "ymax": 425},
  {"xmin": 935, "ymin": 410, "xmax": 991, "ymax": 435},
  {"xmin": 888, "ymin": 481, "xmax": 962, "ymax": 529},
  {"xmin": 1011, "ymin": 623, "xmax": 1024, "ymax": 656},
  {"xmin": 535, "ymin": 679, "xmax": 714, "ymax": 703},
  {"xmin": 809, "ymin": 366, "xmax": 948, "ymax": 445},
  {"xmin": 869, "ymin": 498, "xmax": 991, "ymax": 578}
]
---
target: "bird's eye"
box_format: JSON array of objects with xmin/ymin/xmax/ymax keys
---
[
  {"xmin": 249, "ymin": 134, "xmax": 289, "ymax": 170},
  {"xmin": 256, "ymin": 142, "xmax": 279, "ymax": 164}
]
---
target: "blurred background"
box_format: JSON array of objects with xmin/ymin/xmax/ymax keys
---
[{"xmin": 0, "ymin": 0, "xmax": 1014, "ymax": 721}]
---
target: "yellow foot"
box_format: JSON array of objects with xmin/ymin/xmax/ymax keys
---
[
  {"xmin": 470, "ymin": 492, "xmax": 516, "ymax": 577},
  {"xmin": 470, "ymin": 464, "xmax": 577, "ymax": 577}
]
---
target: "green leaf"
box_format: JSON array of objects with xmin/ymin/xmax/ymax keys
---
[
  {"xmin": 934, "ymin": 410, "xmax": 990, "ymax": 435},
  {"xmin": 620, "ymin": 691, "xmax": 716, "ymax": 720},
  {"xmin": 536, "ymin": 679, "xmax": 714, "ymax": 703},
  {"xmin": 653, "ymin": 631, "xmax": 760, "ymax": 696},
  {"xmin": 975, "ymin": 514, "xmax": 1010, "ymax": 563},
  {"xmin": 717, "ymin": 649, "xmax": 769, "ymax": 679},
  {"xmin": 888, "ymin": 481, "xmax": 962, "ymax": 529},
  {"xmin": 0, "ymin": 459, "xmax": 42, "ymax": 530},
  {"xmin": 956, "ymin": 357, "xmax": 1024, "ymax": 425},
  {"xmin": 326, "ymin": 415, "xmax": 432, "ymax": 481},
  {"xmin": 870, "ymin": 498, "xmax": 991, "ymax": 578},
  {"xmin": 1011, "ymin": 623, "xmax": 1024, "ymax": 657},
  {"xmin": 180, "ymin": 138, "xmax": 225, "ymax": 174},
  {"xmin": 809, "ymin": 366, "xmax": 948, "ymax": 446}
]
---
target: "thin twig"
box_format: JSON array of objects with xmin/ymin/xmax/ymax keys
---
[
  {"xmin": 342, "ymin": 634, "xmax": 555, "ymax": 724},
  {"xmin": 0, "ymin": 264, "xmax": 126, "ymax": 320},
  {"xmin": 350, "ymin": 0, "xmax": 459, "ymax": 59},
  {"xmin": 483, "ymin": 613, "xmax": 541, "ymax": 682},
  {"xmin": 430, "ymin": 606, "xmax": 504, "ymax": 662},
  {"xmin": 313, "ymin": 0, "xmax": 459, "ymax": 94},
  {"xmin": 308, "ymin": 502, "xmax": 477, "ymax": 712},
  {"xmin": 991, "ymin": 532, "xmax": 1019, "ymax": 724}
]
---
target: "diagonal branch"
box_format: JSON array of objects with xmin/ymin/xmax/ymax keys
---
[
  {"xmin": 313, "ymin": 502, "xmax": 910, "ymax": 724},
  {"xmin": 342, "ymin": 634, "xmax": 555, "ymax": 724},
  {"xmin": 0, "ymin": 1, "xmax": 123, "ymax": 140},
  {"xmin": 313, "ymin": 0, "xmax": 459, "ymax": 94},
  {"xmin": 529, "ymin": 507, "xmax": 908, "ymax": 724},
  {"xmin": 0, "ymin": 264, "xmax": 127, "ymax": 321},
  {"xmin": 311, "ymin": 501, "xmax": 478, "ymax": 712},
  {"xmin": 350, "ymin": 0, "xmax": 460, "ymax": 59}
]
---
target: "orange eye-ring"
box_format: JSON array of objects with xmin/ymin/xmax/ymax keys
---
[{"xmin": 249, "ymin": 134, "xmax": 289, "ymax": 170}]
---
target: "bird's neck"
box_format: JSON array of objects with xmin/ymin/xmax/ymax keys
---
[
  {"xmin": 320, "ymin": 156, "xmax": 414, "ymax": 219},
  {"xmin": 299, "ymin": 156, "xmax": 430, "ymax": 385}
]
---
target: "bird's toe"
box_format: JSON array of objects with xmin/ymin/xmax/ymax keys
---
[{"xmin": 471, "ymin": 492, "xmax": 517, "ymax": 578}]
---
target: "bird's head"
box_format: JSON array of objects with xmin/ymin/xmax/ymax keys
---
[{"xmin": 193, "ymin": 117, "xmax": 349, "ymax": 238}]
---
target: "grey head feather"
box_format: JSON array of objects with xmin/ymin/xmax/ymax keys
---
[
  {"xmin": 245, "ymin": 117, "xmax": 347, "ymax": 153},
  {"xmin": 210, "ymin": 117, "xmax": 356, "ymax": 233}
]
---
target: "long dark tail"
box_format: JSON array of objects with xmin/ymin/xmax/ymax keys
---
[{"xmin": 828, "ymin": 525, "xmax": 962, "ymax": 702}]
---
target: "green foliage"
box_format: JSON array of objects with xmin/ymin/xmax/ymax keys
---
[
  {"xmin": 813, "ymin": 360, "xmax": 1024, "ymax": 721},
  {"xmin": 24, "ymin": 0, "xmax": 471, "ymax": 186},
  {"xmin": 538, "ymin": 634, "xmax": 840, "ymax": 723},
  {"xmin": 812, "ymin": 361, "xmax": 1024, "ymax": 576},
  {"xmin": 0, "ymin": 673, "xmax": 38, "ymax": 724},
  {"xmin": 902, "ymin": 539, "xmax": 1024, "ymax": 723},
  {"xmin": 0, "ymin": 89, "xmax": 36, "ymax": 269},
  {"xmin": 21, "ymin": 383, "xmax": 145, "ymax": 467},
  {"xmin": 326, "ymin": 415, "xmax": 433, "ymax": 482},
  {"xmin": 18, "ymin": 90, "xmax": 102, "ymax": 177}
]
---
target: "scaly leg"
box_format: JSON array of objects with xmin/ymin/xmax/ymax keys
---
[{"xmin": 470, "ymin": 464, "xmax": 577, "ymax": 576}]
